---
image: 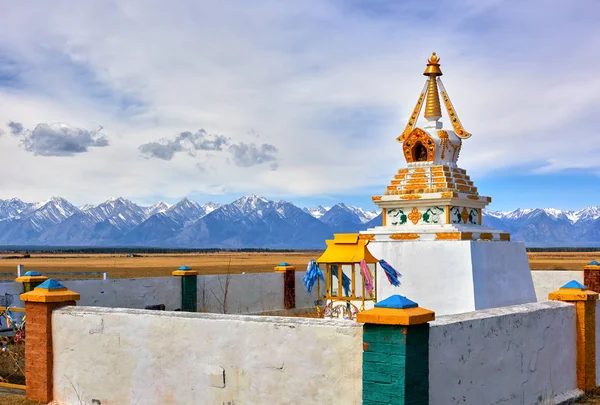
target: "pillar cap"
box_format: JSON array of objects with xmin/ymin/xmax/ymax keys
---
[
  {"xmin": 357, "ymin": 294, "xmax": 435, "ymax": 325},
  {"xmin": 20, "ymin": 278, "xmax": 80, "ymax": 303},
  {"xmin": 173, "ymin": 265, "xmax": 198, "ymax": 276},
  {"xmin": 584, "ymin": 260, "xmax": 600, "ymax": 270},
  {"xmin": 274, "ymin": 262, "xmax": 296, "ymax": 272},
  {"xmin": 549, "ymin": 280, "xmax": 599, "ymax": 302},
  {"xmin": 15, "ymin": 275, "xmax": 48, "ymax": 283}
]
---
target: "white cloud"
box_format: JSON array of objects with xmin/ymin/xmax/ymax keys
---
[{"xmin": 0, "ymin": 0, "xmax": 598, "ymax": 204}]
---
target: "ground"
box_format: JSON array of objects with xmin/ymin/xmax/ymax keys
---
[
  {"xmin": 0, "ymin": 251, "xmax": 321, "ymax": 279},
  {"xmin": 0, "ymin": 251, "xmax": 594, "ymax": 280}
]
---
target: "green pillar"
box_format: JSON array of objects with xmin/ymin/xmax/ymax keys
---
[
  {"xmin": 357, "ymin": 295, "xmax": 435, "ymax": 405},
  {"xmin": 173, "ymin": 266, "xmax": 198, "ymax": 312},
  {"xmin": 15, "ymin": 270, "xmax": 49, "ymax": 293}
]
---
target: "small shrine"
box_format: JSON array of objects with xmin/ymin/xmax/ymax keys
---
[
  {"xmin": 362, "ymin": 52, "xmax": 536, "ymax": 315},
  {"xmin": 315, "ymin": 234, "xmax": 379, "ymax": 319}
]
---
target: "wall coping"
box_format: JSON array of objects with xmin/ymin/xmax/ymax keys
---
[
  {"xmin": 53, "ymin": 305, "xmax": 362, "ymax": 328},
  {"xmin": 430, "ymin": 300, "xmax": 574, "ymax": 327}
]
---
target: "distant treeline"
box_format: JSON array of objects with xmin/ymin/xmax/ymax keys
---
[{"xmin": 0, "ymin": 246, "xmax": 315, "ymax": 254}]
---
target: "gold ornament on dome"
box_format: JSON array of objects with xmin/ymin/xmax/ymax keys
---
[
  {"xmin": 438, "ymin": 78, "xmax": 471, "ymax": 139},
  {"xmin": 390, "ymin": 233, "xmax": 420, "ymax": 240},
  {"xmin": 407, "ymin": 207, "xmax": 422, "ymax": 224},
  {"xmin": 359, "ymin": 234, "xmax": 375, "ymax": 241},
  {"xmin": 372, "ymin": 196, "xmax": 382, "ymax": 201},
  {"xmin": 403, "ymin": 128, "xmax": 436, "ymax": 163},
  {"xmin": 397, "ymin": 84, "xmax": 427, "ymax": 143}
]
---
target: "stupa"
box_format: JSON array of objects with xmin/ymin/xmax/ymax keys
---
[{"xmin": 362, "ymin": 52, "xmax": 536, "ymax": 316}]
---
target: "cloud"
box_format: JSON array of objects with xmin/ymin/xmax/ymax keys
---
[
  {"xmin": 229, "ymin": 142, "xmax": 278, "ymax": 169},
  {"xmin": 8, "ymin": 122, "xmax": 109, "ymax": 156},
  {"xmin": 140, "ymin": 129, "xmax": 278, "ymax": 169},
  {"xmin": 7, "ymin": 121, "xmax": 23, "ymax": 136},
  {"xmin": 0, "ymin": 1, "xmax": 598, "ymax": 208},
  {"xmin": 139, "ymin": 129, "xmax": 229, "ymax": 160}
]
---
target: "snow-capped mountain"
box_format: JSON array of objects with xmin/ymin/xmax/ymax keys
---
[
  {"xmin": 0, "ymin": 198, "xmax": 34, "ymax": 220},
  {"xmin": 145, "ymin": 201, "xmax": 171, "ymax": 216},
  {"xmin": 303, "ymin": 206, "xmax": 331, "ymax": 219},
  {"xmin": 164, "ymin": 198, "xmax": 207, "ymax": 227},
  {"xmin": 0, "ymin": 195, "xmax": 599, "ymax": 247},
  {"xmin": 170, "ymin": 196, "xmax": 333, "ymax": 249},
  {"xmin": 305, "ymin": 204, "xmax": 378, "ymax": 223},
  {"xmin": 83, "ymin": 197, "xmax": 147, "ymax": 231},
  {"xmin": 26, "ymin": 197, "xmax": 79, "ymax": 231},
  {"xmin": 202, "ymin": 202, "xmax": 222, "ymax": 215},
  {"xmin": 491, "ymin": 207, "xmax": 600, "ymax": 224}
]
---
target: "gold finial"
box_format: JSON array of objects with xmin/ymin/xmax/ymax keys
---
[
  {"xmin": 423, "ymin": 52, "xmax": 443, "ymax": 77},
  {"xmin": 423, "ymin": 52, "xmax": 442, "ymax": 120}
]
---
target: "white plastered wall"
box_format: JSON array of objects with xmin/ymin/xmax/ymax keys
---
[
  {"xmin": 429, "ymin": 301, "xmax": 580, "ymax": 404},
  {"xmin": 52, "ymin": 307, "xmax": 363, "ymax": 405},
  {"xmin": 531, "ymin": 270, "xmax": 584, "ymax": 301},
  {"xmin": 368, "ymin": 240, "xmax": 536, "ymax": 316}
]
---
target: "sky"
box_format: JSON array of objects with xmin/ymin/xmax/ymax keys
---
[{"xmin": 0, "ymin": 0, "xmax": 599, "ymax": 212}]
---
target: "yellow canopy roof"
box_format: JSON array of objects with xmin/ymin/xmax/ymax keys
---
[{"xmin": 317, "ymin": 233, "xmax": 379, "ymax": 264}]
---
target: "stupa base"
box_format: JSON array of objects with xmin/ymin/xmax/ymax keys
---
[{"xmin": 366, "ymin": 239, "xmax": 536, "ymax": 316}]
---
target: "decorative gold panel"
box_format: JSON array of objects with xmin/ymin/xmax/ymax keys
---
[
  {"xmin": 435, "ymin": 232, "xmax": 460, "ymax": 240},
  {"xmin": 390, "ymin": 233, "xmax": 420, "ymax": 240}
]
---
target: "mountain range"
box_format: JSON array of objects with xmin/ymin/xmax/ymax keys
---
[{"xmin": 0, "ymin": 195, "xmax": 597, "ymax": 248}]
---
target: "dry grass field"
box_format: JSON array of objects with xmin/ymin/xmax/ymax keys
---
[
  {"xmin": 528, "ymin": 251, "xmax": 599, "ymax": 271},
  {"xmin": 0, "ymin": 251, "xmax": 321, "ymax": 279},
  {"xmin": 0, "ymin": 250, "xmax": 595, "ymax": 279}
]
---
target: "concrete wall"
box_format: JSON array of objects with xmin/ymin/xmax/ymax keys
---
[
  {"xmin": 531, "ymin": 270, "xmax": 583, "ymax": 302},
  {"xmin": 369, "ymin": 240, "xmax": 536, "ymax": 316},
  {"xmin": 0, "ymin": 271, "xmax": 316, "ymax": 314},
  {"xmin": 197, "ymin": 271, "xmax": 318, "ymax": 314},
  {"xmin": 3, "ymin": 277, "xmax": 181, "ymax": 310},
  {"xmin": 52, "ymin": 306, "xmax": 363, "ymax": 405},
  {"xmin": 429, "ymin": 301, "xmax": 580, "ymax": 404},
  {"xmin": 197, "ymin": 272, "xmax": 284, "ymax": 314},
  {"xmin": 0, "ymin": 280, "xmax": 24, "ymax": 307}
]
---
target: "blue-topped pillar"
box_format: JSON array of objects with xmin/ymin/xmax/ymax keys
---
[
  {"xmin": 172, "ymin": 265, "xmax": 198, "ymax": 312},
  {"xmin": 357, "ymin": 294, "xmax": 435, "ymax": 405},
  {"xmin": 584, "ymin": 260, "xmax": 600, "ymax": 292},
  {"xmin": 274, "ymin": 262, "xmax": 296, "ymax": 310},
  {"xmin": 15, "ymin": 270, "xmax": 48, "ymax": 293}
]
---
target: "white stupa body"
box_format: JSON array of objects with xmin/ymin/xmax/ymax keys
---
[{"xmin": 363, "ymin": 53, "xmax": 536, "ymax": 316}]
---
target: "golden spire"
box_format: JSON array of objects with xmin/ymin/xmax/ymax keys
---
[{"xmin": 423, "ymin": 52, "xmax": 442, "ymax": 121}]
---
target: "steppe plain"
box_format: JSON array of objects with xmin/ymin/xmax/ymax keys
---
[{"xmin": 0, "ymin": 251, "xmax": 595, "ymax": 278}]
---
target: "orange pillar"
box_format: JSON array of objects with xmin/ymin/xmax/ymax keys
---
[
  {"xmin": 549, "ymin": 280, "xmax": 598, "ymax": 392},
  {"xmin": 21, "ymin": 279, "xmax": 80, "ymax": 403}
]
